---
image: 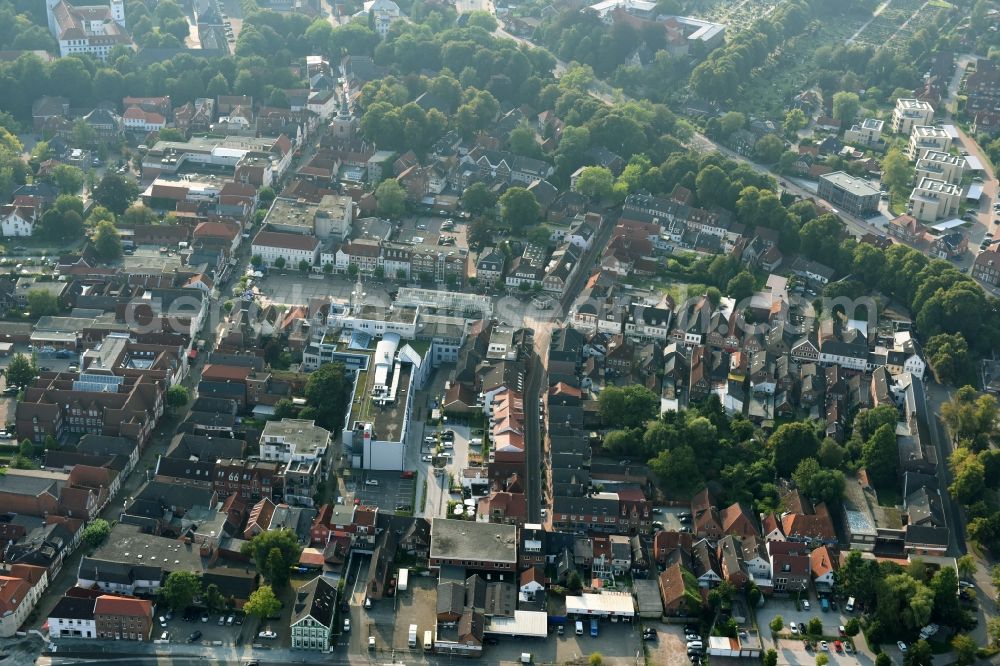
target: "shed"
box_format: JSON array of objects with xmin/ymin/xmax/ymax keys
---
[
  {"xmin": 965, "ymin": 155, "xmax": 985, "ymax": 171},
  {"xmin": 967, "ymin": 183, "xmax": 984, "ymax": 201}
]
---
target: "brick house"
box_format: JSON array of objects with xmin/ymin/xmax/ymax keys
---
[{"xmin": 94, "ymin": 595, "xmax": 153, "ymax": 641}]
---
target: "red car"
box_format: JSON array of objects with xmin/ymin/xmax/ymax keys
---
[
  {"xmin": 835, "ymin": 641, "xmax": 843, "ymax": 653},
  {"xmin": 401, "ymin": 471, "xmax": 415, "ymax": 479}
]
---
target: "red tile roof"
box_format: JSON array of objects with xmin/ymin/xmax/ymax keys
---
[{"xmin": 94, "ymin": 595, "xmax": 152, "ymax": 618}]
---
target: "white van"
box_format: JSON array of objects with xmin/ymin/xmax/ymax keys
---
[
  {"xmin": 575, "ymin": 620, "xmax": 584, "ymax": 636},
  {"xmin": 423, "ymin": 630, "xmax": 433, "ymax": 651},
  {"xmin": 846, "ymin": 597, "xmax": 855, "ymax": 613},
  {"xmin": 469, "ymin": 438, "xmax": 482, "ymax": 446}
]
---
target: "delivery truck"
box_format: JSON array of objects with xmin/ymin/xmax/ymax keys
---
[
  {"xmin": 408, "ymin": 624, "xmax": 418, "ymax": 648},
  {"xmin": 398, "ymin": 568, "xmax": 409, "ymax": 592}
]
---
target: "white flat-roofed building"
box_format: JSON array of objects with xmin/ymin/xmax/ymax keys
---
[
  {"xmin": 906, "ymin": 126, "xmax": 950, "ymax": 161},
  {"xmin": 909, "ymin": 177, "xmax": 961, "ymax": 222},
  {"xmin": 251, "ymin": 229, "xmax": 320, "ymax": 268},
  {"xmin": 484, "ymin": 610, "xmax": 548, "ymax": 638},
  {"xmin": 891, "ymin": 99, "xmax": 934, "ymax": 134},
  {"xmin": 915, "ymin": 151, "xmax": 966, "ymax": 185},
  {"xmin": 844, "ymin": 118, "xmax": 884, "ymax": 146},
  {"xmin": 260, "ymin": 418, "xmax": 331, "ymax": 464},
  {"xmin": 564, "ymin": 591, "xmax": 635, "ymax": 618}
]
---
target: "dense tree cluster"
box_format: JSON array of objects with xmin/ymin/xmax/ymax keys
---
[{"xmin": 835, "ymin": 551, "xmax": 977, "ymax": 646}]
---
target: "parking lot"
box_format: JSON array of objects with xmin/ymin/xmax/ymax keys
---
[
  {"xmin": 756, "ymin": 595, "xmax": 874, "ymax": 666},
  {"xmin": 354, "ymin": 470, "xmax": 417, "ymax": 514},
  {"xmin": 652, "ymin": 505, "xmax": 693, "ymax": 533},
  {"xmin": 154, "ymin": 608, "xmax": 253, "ymax": 647},
  {"xmin": 641, "ymin": 621, "xmax": 691, "ymax": 666},
  {"xmin": 489, "ymin": 615, "xmax": 642, "ymax": 665}
]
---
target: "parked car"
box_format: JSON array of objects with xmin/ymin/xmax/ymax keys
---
[
  {"xmin": 159, "ymin": 631, "xmax": 169, "ymax": 642},
  {"xmin": 790, "ymin": 624, "xmax": 799, "ymax": 635},
  {"xmin": 258, "ymin": 630, "xmax": 277, "ymax": 639},
  {"xmin": 642, "ymin": 628, "xmax": 657, "ymax": 641},
  {"xmin": 802, "ymin": 600, "xmax": 811, "ymax": 611},
  {"xmin": 188, "ymin": 630, "xmax": 202, "ymax": 643},
  {"xmin": 343, "ymin": 619, "xmax": 350, "ymax": 632},
  {"xmin": 365, "ymin": 479, "xmax": 379, "ymax": 486},
  {"xmin": 820, "ymin": 641, "xmax": 828, "ymax": 651},
  {"xmin": 897, "ymin": 641, "xmax": 908, "ymax": 653}
]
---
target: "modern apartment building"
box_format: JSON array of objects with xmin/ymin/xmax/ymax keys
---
[{"xmin": 817, "ymin": 172, "xmax": 880, "ymax": 217}]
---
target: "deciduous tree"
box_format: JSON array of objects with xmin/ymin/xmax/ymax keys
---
[
  {"xmin": 160, "ymin": 571, "xmax": 201, "ymax": 611},
  {"xmin": 244, "ymin": 584, "xmax": 281, "ymax": 619},
  {"xmin": 768, "ymin": 422, "xmax": 819, "ymax": 476}
]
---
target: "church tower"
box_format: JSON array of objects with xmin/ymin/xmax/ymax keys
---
[
  {"xmin": 110, "ymin": 0, "xmax": 126, "ymax": 28},
  {"xmin": 46, "ymin": 0, "xmax": 61, "ymax": 38}
]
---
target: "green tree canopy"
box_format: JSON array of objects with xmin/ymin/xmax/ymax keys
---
[
  {"xmin": 575, "ymin": 166, "xmax": 614, "ymax": 200},
  {"xmin": 375, "ymin": 179, "xmax": 406, "ymax": 218},
  {"xmin": 92, "ymin": 220, "xmax": 123, "ymax": 261},
  {"xmin": 768, "ymin": 422, "xmax": 819, "ymax": 476},
  {"xmin": 303, "ymin": 362, "xmax": 351, "ymax": 433},
  {"xmin": 93, "ymin": 173, "xmax": 139, "ymax": 216},
  {"xmin": 6, "ymin": 353, "xmax": 37, "ymax": 388},
  {"xmin": 498, "ymin": 187, "xmax": 540, "ymax": 234},
  {"xmin": 166, "ymin": 385, "xmax": 190, "ymax": 412},
  {"xmin": 461, "ymin": 182, "xmax": 494, "ymax": 214},
  {"xmin": 863, "ymin": 424, "xmax": 899, "ymax": 489},
  {"xmin": 244, "ymin": 583, "xmax": 281, "ymax": 619},
  {"xmin": 82, "ymin": 518, "xmax": 111, "ymax": 548},
  {"xmin": 27, "ymin": 290, "xmax": 60, "ymax": 317},
  {"xmin": 241, "ymin": 529, "xmax": 302, "ymax": 588},
  {"xmin": 598, "ymin": 384, "xmax": 658, "ymax": 429},
  {"xmin": 160, "ymin": 571, "xmax": 202, "ymax": 611}
]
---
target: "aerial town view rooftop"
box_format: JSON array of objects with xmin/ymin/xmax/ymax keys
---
[{"xmin": 0, "ymin": 0, "xmax": 996, "ymax": 665}]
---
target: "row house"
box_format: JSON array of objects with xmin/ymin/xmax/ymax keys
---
[{"xmin": 213, "ymin": 458, "xmax": 279, "ymax": 503}]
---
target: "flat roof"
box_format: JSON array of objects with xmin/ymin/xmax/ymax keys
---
[
  {"xmin": 930, "ymin": 218, "xmax": 966, "ymax": 232},
  {"xmin": 92, "ymin": 523, "xmax": 205, "ymax": 572},
  {"xmin": 967, "ymin": 183, "xmax": 984, "ymax": 200},
  {"xmin": 819, "ymin": 171, "xmax": 880, "ymax": 197},
  {"xmin": 965, "ymin": 155, "xmax": 985, "ymax": 171},
  {"xmin": 430, "ymin": 518, "xmax": 517, "ymax": 564},
  {"xmin": 565, "ymin": 591, "xmax": 635, "ymax": 616},
  {"xmin": 941, "ymin": 124, "xmax": 959, "ymax": 139},
  {"xmin": 485, "ymin": 610, "xmax": 548, "ymax": 637}
]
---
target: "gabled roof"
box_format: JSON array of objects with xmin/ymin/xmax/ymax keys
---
[
  {"xmin": 94, "ymin": 594, "xmax": 152, "ymax": 618},
  {"xmin": 290, "ymin": 576, "xmax": 337, "ymax": 628}
]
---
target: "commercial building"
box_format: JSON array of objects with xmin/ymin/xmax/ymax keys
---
[
  {"xmin": 251, "ymin": 229, "xmax": 321, "ymax": 269},
  {"xmin": 428, "ymin": 519, "xmax": 518, "ymax": 572},
  {"xmin": 817, "ymin": 172, "xmax": 880, "ymax": 217},
  {"xmin": 343, "ymin": 334, "xmax": 423, "ymax": 470},
  {"xmin": 564, "ymin": 591, "xmax": 636, "ymax": 619},
  {"xmin": 265, "ymin": 195, "xmax": 353, "ymax": 241},
  {"xmin": 908, "ymin": 178, "xmax": 961, "ymax": 223},
  {"xmin": 891, "ymin": 99, "xmax": 935, "ymax": 134},
  {"xmin": 140, "ymin": 135, "xmax": 294, "ymax": 185}
]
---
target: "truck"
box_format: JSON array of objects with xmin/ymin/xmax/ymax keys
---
[
  {"xmin": 398, "ymin": 568, "xmax": 409, "ymax": 592},
  {"xmin": 408, "ymin": 624, "xmax": 418, "ymax": 648},
  {"xmin": 423, "ymin": 630, "xmax": 433, "ymax": 652}
]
